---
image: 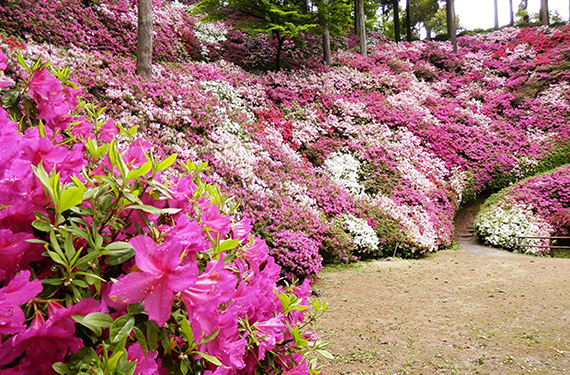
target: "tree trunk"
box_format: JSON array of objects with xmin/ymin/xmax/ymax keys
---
[
  {"xmin": 509, "ymin": 0, "xmax": 514, "ymax": 25},
  {"xmin": 275, "ymin": 34, "xmax": 284, "ymax": 71},
  {"xmin": 540, "ymin": 0, "xmax": 549, "ymax": 25},
  {"xmin": 356, "ymin": 0, "xmax": 367, "ymax": 56},
  {"xmin": 447, "ymin": 0, "xmax": 457, "ymax": 52},
  {"xmin": 136, "ymin": 0, "xmax": 153, "ymax": 80},
  {"xmin": 494, "ymin": 0, "xmax": 499, "ymax": 30},
  {"xmin": 393, "ymin": 0, "xmax": 400, "ymax": 43},
  {"xmin": 323, "ymin": 0, "xmax": 331, "ymax": 66},
  {"xmin": 406, "ymin": 0, "xmax": 412, "ymax": 42},
  {"xmin": 323, "ymin": 29, "xmax": 331, "ymax": 66}
]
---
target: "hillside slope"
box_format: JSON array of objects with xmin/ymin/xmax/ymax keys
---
[{"xmin": 1, "ymin": 0, "xmax": 569, "ymax": 279}]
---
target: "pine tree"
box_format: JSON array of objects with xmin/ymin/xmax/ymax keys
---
[{"xmin": 196, "ymin": 0, "xmax": 316, "ymax": 71}]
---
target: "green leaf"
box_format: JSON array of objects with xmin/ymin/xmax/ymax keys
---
[
  {"xmin": 128, "ymin": 205, "xmax": 181, "ymax": 215},
  {"xmin": 72, "ymin": 314, "xmax": 102, "ymax": 337},
  {"xmin": 42, "ymin": 278, "xmax": 63, "ymax": 286},
  {"xmin": 1, "ymin": 90, "xmax": 20, "ymax": 109},
  {"xmin": 316, "ymin": 349, "xmax": 335, "ymax": 360},
  {"xmin": 60, "ymin": 185, "xmax": 87, "ymax": 212},
  {"xmin": 71, "ymin": 279, "xmax": 89, "ymax": 288},
  {"xmin": 46, "ymin": 250, "xmax": 67, "ymax": 265},
  {"xmin": 17, "ymin": 53, "xmax": 30, "ymax": 72},
  {"xmin": 218, "ymin": 239, "xmax": 239, "ymax": 252},
  {"xmin": 156, "ymin": 154, "xmax": 177, "ymax": 172},
  {"xmin": 180, "ymin": 317, "xmax": 194, "ymax": 343},
  {"xmin": 199, "ymin": 328, "xmax": 220, "ymax": 346},
  {"xmin": 127, "ymin": 160, "xmax": 152, "ymax": 181},
  {"xmin": 120, "ymin": 360, "xmax": 137, "ymax": 375},
  {"xmin": 147, "ymin": 321, "xmax": 158, "ymax": 353},
  {"xmin": 63, "ymin": 233, "xmax": 76, "ymax": 261},
  {"xmin": 83, "ymin": 312, "xmax": 114, "ymax": 328},
  {"xmin": 32, "ymin": 162, "xmax": 55, "ymax": 201},
  {"xmin": 52, "ymin": 362, "xmax": 72, "ymax": 375},
  {"xmin": 107, "ymin": 350, "xmax": 124, "ymax": 371},
  {"xmin": 110, "ymin": 315, "xmax": 135, "ymax": 344},
  {"xmin": 195, "ymin": 352, "xmax": 222, "ymax": 366},
  {"xmin": 32, "ymin": 219, "xmax": 52, "ymax": 232},
  {"xmin": 105, "ymin": 242, "xmax": 135, "ymax": 266},
  {"xmin": 132, "ymin": 326, "xmax": 148, "ymax": 357}
]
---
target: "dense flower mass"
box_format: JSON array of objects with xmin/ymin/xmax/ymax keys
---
[
  {"xmin": 1, "ymin": 0, "xmax": 570, "ymax": 277},
  {"xmin": 475, "ymin": 165, "xmax": 570, "ymax": 254},
  {"xmin": 0, "ymin": 51, "xmax": 325, "ymax": 374}
]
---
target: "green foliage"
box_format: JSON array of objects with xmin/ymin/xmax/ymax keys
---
[
  {"xmin": 196, "ymin": 0, "xmax": 316, "ymax": 39},
  {"xmin": 320, "ymin": 223, "xmax": 356, "ymax": 264}
]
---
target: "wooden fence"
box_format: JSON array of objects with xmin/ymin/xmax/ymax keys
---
[{"xmin": 515, "ymin": 236, "xmax": 570, "ymax": 257}]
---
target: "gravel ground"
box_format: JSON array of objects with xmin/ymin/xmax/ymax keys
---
[{"xmin": 312, "ymin": 201, "xmax": 570, "ymax": 375}]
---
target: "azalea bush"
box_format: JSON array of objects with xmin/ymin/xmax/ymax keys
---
[
  {"xmin": 0, "ymin": 52, "xmax": 328, "ymax": 374},
  {"xmin": 475, "ymin": 164, "xmax": 570, "ymax": 254},
  {"xmin": 2, "ymin": 6, "xmax": 570, "ymax": 276}
]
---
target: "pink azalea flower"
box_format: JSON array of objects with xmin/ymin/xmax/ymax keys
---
[
  {"xmin": 181, "ymin": 256, "xmax": 236, "ymax": 340},
  {"xmin": 0, "ymin": 299, "xmax": 99, "ymax": 369},
  {"xmin": 127, "ymin": 342, "xmax": 159, "ymax": 375},
  {"xmin": 200, "ymin": 204, "xmax": 230, "ymax": 239},
  {"xmin": 0, "ymin": 230, "xmax": 42, "ymax": 281},
  {"xmin": 253, "ymin": 315, "xmax": 285, "ymax": 360},
  {"xmin": 232, "ymin": 216, "xmax": 253, "ymax": 242},
  {"xmin": 0, "ymin": 51, "xmax": 6, "ymax": 71},
  {"xmin": 110, "ymin": 236, "xmax": 199, "ymax": 326},
  {"xmin": 0, "ymin": 270, "xmax": 42, "ymax": 335},
  {"xmin": 28, "ymin": 68, "xmax": 73, "ymax": 131},
  {"xmin": 98, "ymin": 119, "xmax": 119, "ymax": 143}
]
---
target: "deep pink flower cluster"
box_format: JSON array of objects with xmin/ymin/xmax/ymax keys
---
[
  {"xmin": 499, "ymin": 165, "xmax": 570, "ymax": 233},
  {"xmin": 0, "ymin": 50, "xmax": 319, "ymax": 374},
  {"xmin": 3, "ymin": 5, "xmax": 570, "ymax": 274}
]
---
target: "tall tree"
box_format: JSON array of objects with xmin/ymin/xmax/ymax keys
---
[
  {"xmin": 540, "ymin": 0, "xmax": 549, "ymax": 25},
  {"xmin": 446, "ymin": 0, "xmax": 457, "ymax": 52},
  {"xmin": 136, "ymin": 0, "xmax": 153, "ymax": 80},
  {"xmin": 196, "ymin": 0, "xmax": 316, "ymax": 71},
  {"xmin": 355, "ymin": 0, "xmax": 367, "ymax": 55},
  {"xmin": 406, "ymin": 0, "xmax": 412, "ymax": 42},
  {"xmin": 494, "ymin": 0, "xmax": 499, "ymax": 30},
  {"xmin": 322, "ymin": 0, "xmax": 331, "ymax": 65},
  {"xmin": 393, "ymin": 0, "xmax": 400, "ymax": 42},
  {"xmin": 316, "ymin": 0, "xmax": 351, "ymax": 65}
]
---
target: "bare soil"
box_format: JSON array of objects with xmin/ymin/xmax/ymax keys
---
[{"xmin": 312, "ymin": 200, "xmax": 570, "ymax": 375}]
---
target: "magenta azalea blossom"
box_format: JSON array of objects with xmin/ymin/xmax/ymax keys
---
[
  {"xmin": 0, "ymin": 51, "xmax": 6, "ymax": 71},
  {"xmin": 0, "ymin": 270, "xmax": 42, "ymax": 335},
  {"xmin": 127, "ymin": 342, "xmax": 159, "ymax": 375},
  {"xmin": 0, "ymin": 299, "xmax": 99, "ymax": 369},
  {"xmin": 110, "ymin": 236, "xmax": 199, "ymax": 326}
]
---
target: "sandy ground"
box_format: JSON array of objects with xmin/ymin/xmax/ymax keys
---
[{"xmin": 311, "ymin": 201, "xmax": 570, "ymax": 375}]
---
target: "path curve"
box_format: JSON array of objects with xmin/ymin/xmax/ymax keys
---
[{"xmin": 313, "ymin": 198, "xmax": 570, "ymax": 375}]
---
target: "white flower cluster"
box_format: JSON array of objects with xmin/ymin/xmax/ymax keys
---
[
  {"xmin": 200, "ymin": 80, "xmax": 254, "ymax": 135},
  {"xmin": 324, "ymin": 152, "xmax": 366, "ymax": 198},
  {"xmin": 194, "ymin": 21, "xmax": 228, "ymax": 45},
  {"xmin": 342, "ymin": 215, "xmax": 379, "ymax": 254},
  {"xmin": 474, "ymin": 205, "xmax": 552, "ymax": 254}
]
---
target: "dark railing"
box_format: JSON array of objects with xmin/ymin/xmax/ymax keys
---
[{"xmin": 515, "ymin": 236, "xmax": 570, "ymax": 257}]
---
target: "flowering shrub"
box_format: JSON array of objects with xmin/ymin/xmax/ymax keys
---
[
  {"xmin": 474, "ymin": 205, "xmax": 552, "ymax": 254},
  {"xmin": 475, "ymin": 164, "xmax": 570, "ymax": 254},
  {"xmin": 2, "ymin": 8, "xmax": 570, "ymax": 274},
  {"xmin": 341, "ymin": 215, "xmax": 380, "ymax": 256},
  {"xmin": 324, "ymin": 152, "xmax": 366, "ymax": 198},
  {"xmin": 0, "ymin": 52, "xmax": 328, "ymax": 374}
]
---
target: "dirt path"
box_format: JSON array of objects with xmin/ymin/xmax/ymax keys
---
[{"xmin": 312, "ymin": 202, "xmax": 570, "ymax": 375}]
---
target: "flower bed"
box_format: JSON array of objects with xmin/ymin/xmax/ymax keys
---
[
  {"xmin": 0, "ymin": 50, "xmax": 325, "ymax": 375},
  {"xmin": 1, "ymin": 1, "xmax": 570, "ymax": 276},
  {"xmin": 475, "ymin": 165, "xmax": 570, "ymax": 254}
]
